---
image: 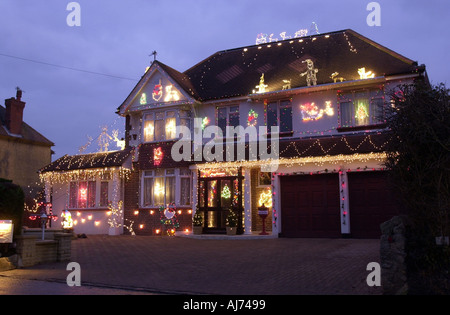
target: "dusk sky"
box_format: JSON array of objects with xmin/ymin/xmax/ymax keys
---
[{"xmin": 1, "ymin": 0, "xmax": 449, "ymax": 160}]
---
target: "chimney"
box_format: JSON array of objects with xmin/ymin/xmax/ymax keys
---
[{"xmin": 5, "ymin": 88, "xmax": 26, "ymax": 135}]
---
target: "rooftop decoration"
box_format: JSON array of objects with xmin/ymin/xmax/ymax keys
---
[
  {"xmin": 358, "ymin": 67, "xmax": 375, "ymax": 79},
  {"xmin": 300, "ymin": 59, "xmax": 318, "ymax": 86},
  {"xmin": 254, "ymin": 73, "xmax": 268, "ymax": 94}
]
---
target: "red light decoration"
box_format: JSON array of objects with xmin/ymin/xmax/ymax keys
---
[{"xmin": 153, "ymin": 147, "xmax": 163, "ymax": 166}]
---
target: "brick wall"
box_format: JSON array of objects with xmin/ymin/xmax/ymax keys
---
[{"xmin": 123, "ymin": 167, "xmax": 192, "ymax": 236}]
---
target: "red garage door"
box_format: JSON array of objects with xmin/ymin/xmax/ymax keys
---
[
  {"xmin": 348, "ymin": 171, "xmax": 402, "ymax": 239},
  {"xmin": 280, "ymin": 174, "xmax": 340, "ymax": 238}
]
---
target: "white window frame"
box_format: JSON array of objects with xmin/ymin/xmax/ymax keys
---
[{"xmin": 142, "ymin": 110, "xmax": 191, "ymax": 143}]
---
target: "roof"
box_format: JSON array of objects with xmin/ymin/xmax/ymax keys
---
[
  {"xmin": 183, "ymin": 29, "xmax": 421, "ymax": 101},
  {"xmin": 119, "ymin": 29, "xmax": 424, "ymax": 110},
  {"xmin": 0, "ymin": 105, "xmax": 54, "ymax": 146},
  {"xmin": 40, "ymin": 148, "xmax": 132, "ymax": 173}
]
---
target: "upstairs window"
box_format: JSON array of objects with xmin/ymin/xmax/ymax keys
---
[
  {"xmin": 266, "ymin": 100, "xmax": 292, "ymax": 134},
  {"xmin": 217, "ymin": 105, "xmax": 240, "ymax": 134},
  {"xmin": 143, "ymin": 110, "xmax": 191, "ymax": 142},
  {"xmin": 338, "ymin": 89, "xmax": 385, "ymax": 129}
]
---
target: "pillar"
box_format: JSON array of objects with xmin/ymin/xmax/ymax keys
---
[{"xmin": 243, "ymin": 168, "xmax": 252, "ymax": 234}]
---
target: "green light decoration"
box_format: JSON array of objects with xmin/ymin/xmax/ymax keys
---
[{"xmin": 221, "ymin": 184, "xmax": 231, "ymax": 199}]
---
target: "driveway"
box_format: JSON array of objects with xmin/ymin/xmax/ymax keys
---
[{"xmin": 0, "ymin": 235, "xmax": 382, "ymax": 295}]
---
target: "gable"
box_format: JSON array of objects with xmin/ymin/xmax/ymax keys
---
[{"xmin": 118, "ymin": 62, "xmax": 195, "ymax": 115}]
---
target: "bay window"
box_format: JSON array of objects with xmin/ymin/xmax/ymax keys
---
[{"xmin": 142, "ymin": 168, "xmax": 191, "ymax": 207}]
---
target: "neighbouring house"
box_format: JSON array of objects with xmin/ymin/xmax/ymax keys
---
[
  {"xmin": 0, "ymin": 89, "xmax": 54, "ymax": 198},
  {"xmin": 116, "ymin": 29, "xmax": 427, "ymax": 238},
  {"xmin": 39, "ymin": 148, "xmax": 133, "ymax": 235}
]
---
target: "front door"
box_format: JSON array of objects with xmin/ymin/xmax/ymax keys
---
[{"xmin": 198, "ymin": 176, "xmax": 243, "ymax": 234}]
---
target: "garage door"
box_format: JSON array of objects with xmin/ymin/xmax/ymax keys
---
[
  {"xmin": 348, "ymin": 171, "xmax": 402, "ymax": 238},
  {"xmin": 280, "ymin": 174, "xmax": 340, "ymax": 238}
]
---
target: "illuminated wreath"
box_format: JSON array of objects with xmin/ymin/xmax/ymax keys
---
[{"xmin": 159, "ymin": 203, "xmax": 180, "ymax": 228}]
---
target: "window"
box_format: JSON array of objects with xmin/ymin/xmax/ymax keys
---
[
  {"xmin": 339, "ymin": 90, "xmax": 385, "ymax": 128},
  {"xmin": 217, "ymin": 105, "xmax": 240, "ymax": 134},
  {"xmin": 180, "ymin": 169, "xmax": 191, "ymax": 206},
  {"xmin": 143, "ymin": 110, "xmax": 191, "ymax": 142},
  {"xmin": 99, "ymin": 182, "xmax": 109, "ymax": 207},
  {"xmin": 266, "ymin": 100, "xmax": 292, "ymax": 133},
  {"xmin": 69, "ymin": 181, "xmax": 96, "ymax": 209},
  {"xmin": 258, "ymin": 172, "xmax": 272, "ymax": 186},
  {"xmin": 142, "ymin": 169, "xmax": 180, "ymax": 207}
]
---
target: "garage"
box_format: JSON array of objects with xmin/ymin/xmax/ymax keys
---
[
  {"xmin": 280, "ymin": 174, "xmax": 340, "ymax": 238},
  {"xmin": 348, "ymin": 171, "xmax": 402, "ymax": 238}
]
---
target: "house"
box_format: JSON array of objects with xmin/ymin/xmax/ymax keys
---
[
  {"xmin": 39, "ymin": 148, "xmax": 133, "ymax": 235},
  {"xmin": 116, "ymin": 29, "xmax": 428, "ymax": 238},
  {"xmin": 42, "ymin": 29, "xmax": 426, "ymax": 238},
  {"xmin": 0, "ymin": 89, "xmax": 54, "ymax": 198}
]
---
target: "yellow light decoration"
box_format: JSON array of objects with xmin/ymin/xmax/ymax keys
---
[
  {"xmin": 87, "ymin": 215, "xmax": 93, "ymax": 220},
  {"xmin": 165, "ymin": 119, "xmax": 176, "ymax": 136},
  {"xmin": 134, "ymin": 210, "xmax": 139, "ymax": 215},
  {"xmin": 61, "ymin": 210, "xmax": 73, "ymax": 229},
  {"xmin": 254, "ymin": 73, "xmax": 268, "ymax": 94},
  {"xmin": 139, "ymin": 224, "xmax": 144, "ymax": 229},
  {"xmin": 40, "ymin": 167, "xmax": 131, "ymax": 185},
  {"xmin": 355, "ymin": 102, "xmax": 369, "ymax": 120},
  {"xmin": 154, "ymin": 182, "xmax": 165, "ymax": 196},
  {"xmin": 164, "ymin": 85, "xmax": 180, "ymax": 102},
  {"xmin": 258, "ymin": 188, "xmax": 272, "ymax": 207},
  {"xmin": 358, "ymin": 67, "xmax": 375, "ymax": 79},
  {"xmin": 95, "ymin": 221, "xmax": 101, "ymax": 226}
]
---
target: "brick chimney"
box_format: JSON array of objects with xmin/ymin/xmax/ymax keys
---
[{"xmin": 5, "ymin": 88, "xmax": 25, "ymax": 135}]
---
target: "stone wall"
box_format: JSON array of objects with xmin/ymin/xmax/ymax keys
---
[
  {"xmin": 380, "ymin": 215, "xmax": 410, "ymax": 295},
  {"xmin": 14, "ymin": 232, "xmax": 72, "ymax": 268}
]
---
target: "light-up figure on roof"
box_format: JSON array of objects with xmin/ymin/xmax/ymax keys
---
[{"xmin": 300, "ymin": 59, "xmax": 318, "ymax": 86}]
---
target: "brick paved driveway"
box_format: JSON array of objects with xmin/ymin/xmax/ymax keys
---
[{"xmin": 0, "ymin": 235, "xmax": 382, "ymax": 295}]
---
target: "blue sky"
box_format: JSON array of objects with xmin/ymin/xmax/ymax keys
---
[{"xmin": 0, "ymin": 0, "xmax": 448, "ymax": 159}]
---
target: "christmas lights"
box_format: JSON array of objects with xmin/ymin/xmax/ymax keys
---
[
  {"xmin": 247, "ymin": 109, "xmax": 259, "ymax": 126},
  {"xmin": 153, "ymin": 147, "xmax": 163, "ymax": 166},
  {"xmin": 152, "ymin": 79, "xmax": 163, "ymax": 101},
  {"xmin": 258, "ymin": 188, "xmax": 272, "ymax": 207},
  {"xmin": 221, "ymin": 184, "xmax": 231, "ymax": 199},
  {"xmin": 140, "ymin": 93, "xmax": 147, "ymax": 105},
  {"xmin": 358, "ymin": 67, "xmax": 375, "ymax": 79}
]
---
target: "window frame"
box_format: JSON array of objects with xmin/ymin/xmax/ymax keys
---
[
  {"xmin": 141, "ymin": 168, "xmax": 191, "ymax": 208},
  {"xmin": 216, "ymin": 105, "xmax": 240, "ymax": 135},
  {"xmin": 265, "ymin": 99, "xmax": 293, "ymax": 136},
  {"xmin": 68, "ymin": 178, "xmax": 109, "ymax": 210},
  {"xmin": 338, "ymin": 89, "xmax": 386, "ymax": 131},
  {"xmin": 142, "ymin": 110, "xmax": 191, "ymax": 143}
]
